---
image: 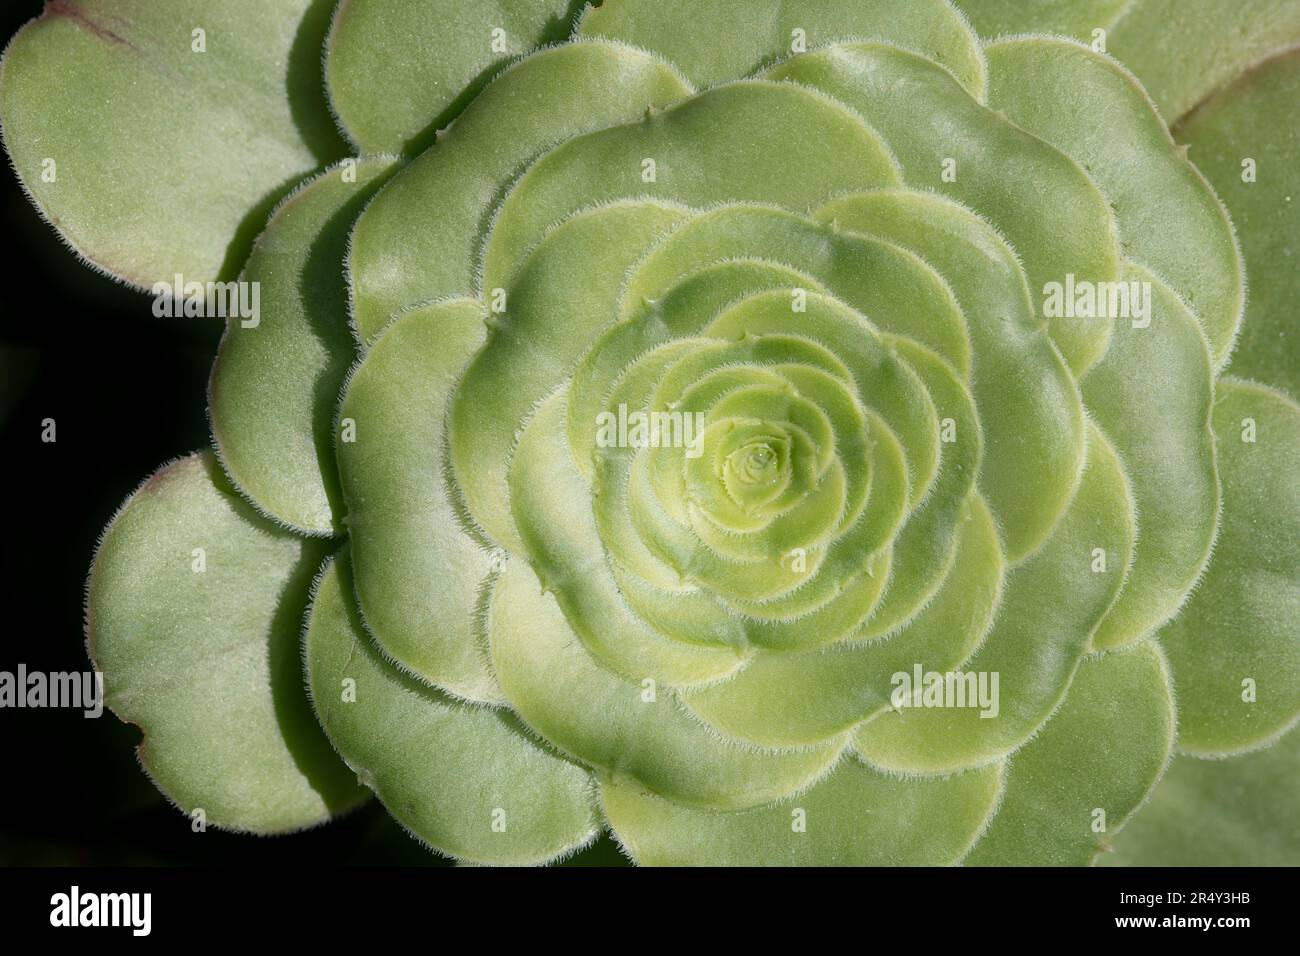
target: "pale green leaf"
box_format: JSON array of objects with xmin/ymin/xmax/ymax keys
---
[
  {"xmin": 1108, "ymin": 0, "xmax": 1300, "ymax": 123},
  {"xmin": 985, "ymin": 36, "xmax": 1245, "ymax": 369},
  {"xmin": 1159, "ymin": 379, "xmax": 1300, "ymax": 756},
  {"xmin": 1084, "ymin": 265, "xmax": 1217, "ymax": 650},
  {"xmin": 334, "ymin": 298, "xmax": 502, "ymax": 704},
  {"xmin": 0, "ymin": 0, "xmax": 346, "ymax": 285},
  {"xmin": 1100, "ymin": 725, "xmax": 1300, "ymax": 866},
  {"xmin": 602, "ymin": 755, "xmax": 1003, "ymax": 866},
  {"xmin": 325, "ymin": 0, "xmax": 587, "ymax": 154},
  {"xmin": 965, "ymin": 641, "xmax": 1176, "ymax": 866},
  {"xmin": 347, "ymin": 39, "xmax": 693, "ymax": 339},
  {"xmin": 488, "ymin": 546, "xmax": 840, "ymax": 812},
  {"xmin": 210, "ymin": 157, "xmax": 398, "ymax": 535},
  {"xmin": 954, "ymin": 0, "xmax": 1130, "ymax": 39},
  {"xmin": 87, "ymin": 453, "xmax": 364, "ymax": 833},
  {"xmin": 1177, "ymin": 49, "xmax": 1300, "ymax": 399},
  {"xmin": 854, "ymin": 425, "xmax": 1135, "ymax": 773},
  {"xmin": 304, "ymin": 550, "xmax": 600, "ymax": 865},
  {"xmin": 577, "ymin": 0, "xmax": 988, "ymax": 99}
]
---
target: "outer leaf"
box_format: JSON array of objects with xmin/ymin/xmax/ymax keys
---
[
  {"xmin": 304, "ymin": 550, "xmax": 600, "ymax": 866},
  {"xmin": 985, "ymin": 36, "xmax": 1245, "ymax": 369},
  {"xmin": 577, "ymin": 0, "xmax": 988, "ymax": 99},
  {"xmin": 1159, "ymin": 379, "xmax": 1300, "ymax": 756},
  {"xmin": 965, "ymin": 642, "xmax": 1176, "ymax": 866},
  {"xmin": 955, "ymin": 0, "xmax": 1130, "ymax": 39},
  {"xmin": 0, "ymin": 0, "xmax": 346, "ymax": 286},
  {"xmin": 1100, "ymin": 726, "xmax": 1300, "ymax": 867},
  {"xmin": 325, "ymin": 0, "xmax": 586, "ymax": 155},
  {"xmin": 1108, "ymin": 0, "xmax": 1300, "ymax": 123},
  {"xmin": 86, "ymin": 453, "xmax": 364, "ymax": 833},
  {"xmin": 601, "ymin": 756, "xmax": 1004, "ymax": 867},
  {"xmin": 210, "ymin": 157, "xmax": 398, "ymax": 535},
  {"xmin": 1177, "ymin": 49, "xmax": 1300, "ymax": 399}
]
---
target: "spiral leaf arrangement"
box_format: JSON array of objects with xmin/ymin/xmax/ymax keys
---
[{"xmin": 5, "ymin": 0, "xmax": 1298, "ymax": 865}]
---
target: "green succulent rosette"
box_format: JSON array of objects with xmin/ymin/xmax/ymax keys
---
[{"xmin": 5, "ymin": 0, "xmax": 1298, "ymax": 865}]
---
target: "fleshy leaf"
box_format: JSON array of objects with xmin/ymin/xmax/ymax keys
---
[
  {"xmin": 965, "ymin": 642, "xmax": 1176, "ymax": 866},
  {"xmin": 452, "ymin": 200, "xmax": 689, "ymax": 554},
  {"xmin": 335, "ymin": 297, "xmax": 504, "ymax": 704},
  {"xmin": 853, "ymin": 425, "xmax": 1135, "ymax": 773},
  {"xmin": 1158, "ymin": 379, "xmax": 1300, "ymax": 756},
  {"xmin": 1177, "ymin": 49, "xmax": 1300, "ymax": 399},
  {"xmin": 1100, "ymin": 725, "xmax": 1300, "ymax": 867},
  {"xmin": 480, "ymin": 80, "xmax": 901, "ymax": 292},
  {"xmin": 1084, "ymin": 265, "xmax": 1217, "ymax": 650},
  {"xmin": 325, "ymin": 0, "xmax": 586, "ymax": 155},
  {"xmin": 86, "ymin": 453, "xmax": 365, "ymax": 833},
  {"xmin": 304, "ymin": 550, "xmax": 600, "ymax": 865},
  {"xmin": 210, "ymin": 157, "xmax": 398, "ymax": 535},
  {"xmin": 769, "ymin": 42, "xmax": 1121, "ymax": 375},
  {"xmin": 680, "ymin": 494, "xmax": 1004, "ymax": 749},
  {"xmin": 488, "ymin": 552, "xmax": 840, "ymax": 812},
  {"xmin": 1107, "ymin": 0, "xmax": 1300, "ymax": 123},
  {"xmin": 985, "ymin": 36, "xmax": 1245, "ymax": 369},
  {"xmin": 955, "ymin": 0, "xmax": 1130, "ymax": 38},
  {"xmin": 0, "ymin": 0, "xmax": 346, "ymax": 286},
  {"xmin": 601, "ymin": 756, "xmax": 1004, "ymax": 866},
  {"xmin": 577, "ymin": 0, "xmax": 988, "ymax": 99},
  {"xmin": 347, "ymin": 39, "xmax": 693, "ymax": 340},
  {"xmin": 815, "ymin": 190, "xmax": 1085, "ymax": 563}
]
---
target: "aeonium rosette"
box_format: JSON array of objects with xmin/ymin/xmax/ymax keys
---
[{"xmin": 4, "ymin": 0, "xmax": 1297, "ymax": 865}]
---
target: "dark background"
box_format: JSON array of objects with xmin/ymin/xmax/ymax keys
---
[{"xmin": 0, "ymin": 0, "xmax": 618, "ymax": 867}]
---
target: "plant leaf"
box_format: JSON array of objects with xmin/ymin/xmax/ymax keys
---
[
  {"xmin": 304, "ymin": 550, "xmax": 600, "ymax": 865},
  {"xmin": 1100, "ymin": 725, "xmax": 1300, "ymax": 866},
  {"xmin": 965, "ymin": 641, "xmax": 1176, "ymax": 866},
  {"xmin": 853, "ymin": 424, "xmax": 1135, "ymax": 773},
  {"xmin": 0, "ymin": 0, "xmax": 346, "ymax": 286},
  {"xmin": 954, "ymin": 0, "xmax": 1131, "ymax": 39},
  {"xmin": 1176, "ymin": 49, "xmax": 1300, "ymax": 400},
  {"xmin": 86, "ymin": 453, "xmax": 364, "ymax": 833},
  {"xmin": 325, "ymin": 0, "xmax": 587, "ymax": 155},
  {"xmin": 209, "ymin": 157, "xmax": 398, "ymax": 535},
  {"xmin": 577, "ymin": 0, "xmax": 988, "ymax": 99},
  {"xmin": 346, "ymin": 39, "xmax": 693, "ymax": 340},
  {"xmin": 1107, "ymin": 0, "xmax": 1300, "ymax": 123},
  {"xmin": 985, "ymin": 36, "xmax": 1245, "ymax": 369},
  {"xmin": 1158, "ymin": 379, "xmax": 1300, "ymax": 756},
  {"xmin": 488, "ymin": 544, "xmax": 839, "ymax": 811},
  {"xmin": 1083, "ymin": 265, "xmax": 1217, "ymax": 650},
  {"xmin": 601, "ymin": 755, "xmax": 1003, "ymax": 866},
  {"xmin": 334, "ymin": 297, "xmax": 503, "ymax": 704}
]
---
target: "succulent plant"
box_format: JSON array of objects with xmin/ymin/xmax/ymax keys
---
[{"xmin": 4, "ymin": 0, "xmax": 1297, "ymax": 866}]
